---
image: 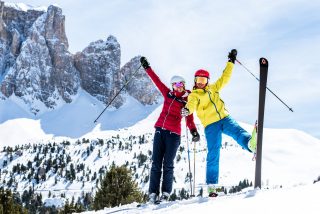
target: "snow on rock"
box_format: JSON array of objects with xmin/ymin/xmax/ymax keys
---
[
  {"xmin": 0, "ymin": 3, "xmax": 79, "ymax": 114},
  {"xmin": 4, "ymin": 2, "xmax": 47, "ymax": 12},
  {"xmin": 0, "ymin": 3, "xmax": 161, "ymax": 118},
  {"xmin": 74, "ymin": 36, "xmax": 123, "ymax": 107},
  {"xmin": 120, "ymin": 56, "xmax": 161, "ymax": 106}
]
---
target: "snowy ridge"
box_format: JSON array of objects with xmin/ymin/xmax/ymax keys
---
[
  {"xmin": 0, "ymin": 89, "xmax": 161, "ymax": 143},
  {"xmin": 4, "ymin": 2, "xmax": 47, "ymax": 12}
]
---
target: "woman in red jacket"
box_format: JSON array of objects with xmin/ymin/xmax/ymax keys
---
[{"xmin": 140, "ymin": 57, "xmax": 200, "ymax": 203}]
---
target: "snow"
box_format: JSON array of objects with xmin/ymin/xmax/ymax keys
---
[
  {"xmin": 4, "ymin": 2, "xmax": 47, "ymax": 12},
  {"xmin": 82, "ymin": 183, "xmax": 320, "ymax": 214},
  {"xmin": 1, "ymin": 87, "xmax": 320, "ymax": 214},
  {"xmin": 43, "ymin": 197, "xmax": 65, "ymax": 208},
  {"xmin": 0, "ymin": 118, "xmax": 54, "ymax": 147},
  {"xmin": 0, "ymin": 89, "xmax": 160, "ymax": 145}
]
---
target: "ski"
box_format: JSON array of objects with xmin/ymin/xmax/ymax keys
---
[
  {"xmin": 254, "ymin": 58, "xmax": 269, "ymax": 189},
  {"xmin": 136, "ymin": 196, "xmax": 210, "ymax": 209},
  {"xmin": 136, "ymin": 200, "xmax": 174, "ymax": 209},
  {"xmin": 154, "ymin": 199, "xmax": 162, "ymax": 205}
]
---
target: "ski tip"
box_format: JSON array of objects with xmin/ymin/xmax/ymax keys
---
[{"xmin": 259, "ymin": 58, "xmax": 268, "ymax": 67}]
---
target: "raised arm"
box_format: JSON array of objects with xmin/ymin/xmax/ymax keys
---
[
  {"xmin": 209, "ymin": 62, "xmax": 234, "ymax": 91},
  {"xmin": 140, "ymin": 57, "xmax": 170, "ymax": 96},
  {"xmin": 209, "ymin": 49, "xmax": 237, "ymax": 92}
]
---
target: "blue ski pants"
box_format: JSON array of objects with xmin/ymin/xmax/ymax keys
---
[
  {"xmin": 204, "ymin": 116, "xmax": 251, "ymax": 184},
  {"xmin": 149, "ymin": 127, "xmax": 180, "ymax": 195}
]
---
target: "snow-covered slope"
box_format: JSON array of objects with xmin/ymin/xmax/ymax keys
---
[
  {"xmin": 0, "ymin": 89, "xmax": 161, "ymax": 145},
  {"xmin": 84, "ymin": 182, "xmax": 320, "ymax": 214},
  {"xmin": 1, "ymin": 94, "xmax": 320, "ymax": 194},
  {"xmin": 1, "ymin": 90, "xmax": 320, "ymax": 213}
]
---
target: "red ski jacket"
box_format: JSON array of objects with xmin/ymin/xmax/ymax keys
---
[{"xmin": 146, "ymin": 67, "xmax": 197, "ymax": 135}]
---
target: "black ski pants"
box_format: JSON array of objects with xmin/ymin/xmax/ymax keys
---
[{"xmin": 149, "ymin": 127, "xmax": 180, "ymax": 195}]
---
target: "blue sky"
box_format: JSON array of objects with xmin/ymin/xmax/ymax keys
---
[{"xmin": 13, "ymin": 0, "xmax": 320, "ymax": 138}]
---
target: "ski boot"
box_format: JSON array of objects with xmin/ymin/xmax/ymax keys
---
[
  {"xmin": 160, "ymin": 192, "xmax": 170, "ymax": 201},
  {"xmin": 148, "ymin": 193, "xmax": 158, "ymax": 203},
  {"xmin": 248, "ymin": 121, "xmax": 258, "ymax": 154},
  {"xmin": 208, "ymin": 185, "xmax": 218, "ymax": 197}
]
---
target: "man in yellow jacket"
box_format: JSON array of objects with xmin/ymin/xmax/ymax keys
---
[{"xmin": 181, "ymin": 49, "xmax": 256, "ymax": 197}]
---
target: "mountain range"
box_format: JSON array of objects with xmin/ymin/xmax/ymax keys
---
[{"xmin": 0, "ymin": 2, "xmax": 160, "ymax": 116}]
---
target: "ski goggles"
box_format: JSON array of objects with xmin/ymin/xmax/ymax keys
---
[
  {"xmin": 195, "ymin": 76, "xmax": 208, "ymax": 84},
  {"xmin": 172, "ymin": 82, "xmax": 185, "ymax": 88}
]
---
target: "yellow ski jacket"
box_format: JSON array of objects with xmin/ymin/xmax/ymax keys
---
[{"xmin": 186, "ymin": 62, "xmax": 234, "ymax": 127}]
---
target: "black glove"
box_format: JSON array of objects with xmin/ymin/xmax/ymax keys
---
[
  {"xmin": 140, "ymin": 56, "xmax": 150, "ymax": 69},
  {"xmin": 190, "ymin": 129, "xmax": 200, "ymax": 142},
  {"xmin": 228, "ymin": 49, "xmax": 237, "ymax": 64},
  {"xmin": 181, "ymin": 107, "xmax": 190, "ymax": 117}
]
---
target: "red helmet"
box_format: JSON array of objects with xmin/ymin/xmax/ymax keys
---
[{"xmin": 194, "ymin": 69, "xmax": 210, "ymax": 78}]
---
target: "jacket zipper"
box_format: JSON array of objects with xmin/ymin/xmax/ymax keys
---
[
  {"xmin": 162, "ymin": 97, "xmax": 176, "ymax": 129},
  {"xmin": 207, "ymin": 91, "xmax": 221, "ymax": 120},
  {"xmin": 216, "ymin": 92, "xmax": 228, "ymax": 113}
]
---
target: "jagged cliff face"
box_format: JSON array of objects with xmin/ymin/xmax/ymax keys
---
[
  {"xmin": 0, "ymin": 4, "xmax": 79, "ymax": 113},
  {"xmin": 74, "ymin": 38, "xmax": 161, "ymax": 108},
  {"xmin": 120, "ymin": 56, "xmax": 161, "ymax": 105},
  {"xmin": 0, "ymin": 2, "xmax": 44, "ymax": 77},
  {"xmin": 0, "ymin": 2, "xmax": 160, "ymax": 115},
  {"xmin": 74, "ymin": 36, "xmax": 124, "ymax": 108}
]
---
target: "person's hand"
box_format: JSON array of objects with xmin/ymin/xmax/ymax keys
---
[
  {"xmin": 181, "ymin": 107, "xmax": 190, "ymax": 117},
  {"xmin": 140, "ymin": 57, "xmax": 150, "ymax": 69},
  {"xmin": 228, "ymin": 49, "xmax": 237, "ymax": 64},
  {"xmin": 191, "ymin": 129, "xmax": 200, "ymax": 142}
]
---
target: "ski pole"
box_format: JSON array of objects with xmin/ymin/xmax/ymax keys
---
[
  {"xmin": 236, "ymin": 59, "xmax": 293, "ymax": 112},
  {"xmin": 185, "ymin": 121, "xmax": 193, "ymax": 196},
  {"xmin": 193, "ymin": 136, "xmax": 196, "ymax": 196},
  {"xmin": 94, "ymin": 65, "xmax": 142, "ymax": 123}
]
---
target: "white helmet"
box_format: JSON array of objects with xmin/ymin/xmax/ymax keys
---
[{"xmin": 170, "ymin": 75, "xmax": 185, "ymax": 84}]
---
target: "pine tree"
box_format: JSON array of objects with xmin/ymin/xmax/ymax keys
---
[
  {"xmin": 0, "ymin": 188, "xmax": 27, "ymax": 214},
  {"xmin": 169, "ymin": 189, "xmax": 178, "ymax": 201},
  {"xmin": 63, "ymin": 199, "xmax": 71, "ymax": 214},
  {"xmin": 93, "ymin": 165, "xmax": 144, "ymax": 209},
  {"xmin": 70, "ymin": 163, "xmax": 76, "ymax": 181},
  {"xmin": 137, "ymin": 153, "xmax": 147, "ymax": 167}
]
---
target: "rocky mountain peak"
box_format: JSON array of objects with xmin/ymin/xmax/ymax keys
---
[
  {"xmin": 0, "ymin": 2, "xmax": 160, "ymax": 115},
  {"xmin": 0, "ymin": 3, "xmax": 79, "ymax": 114}
]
